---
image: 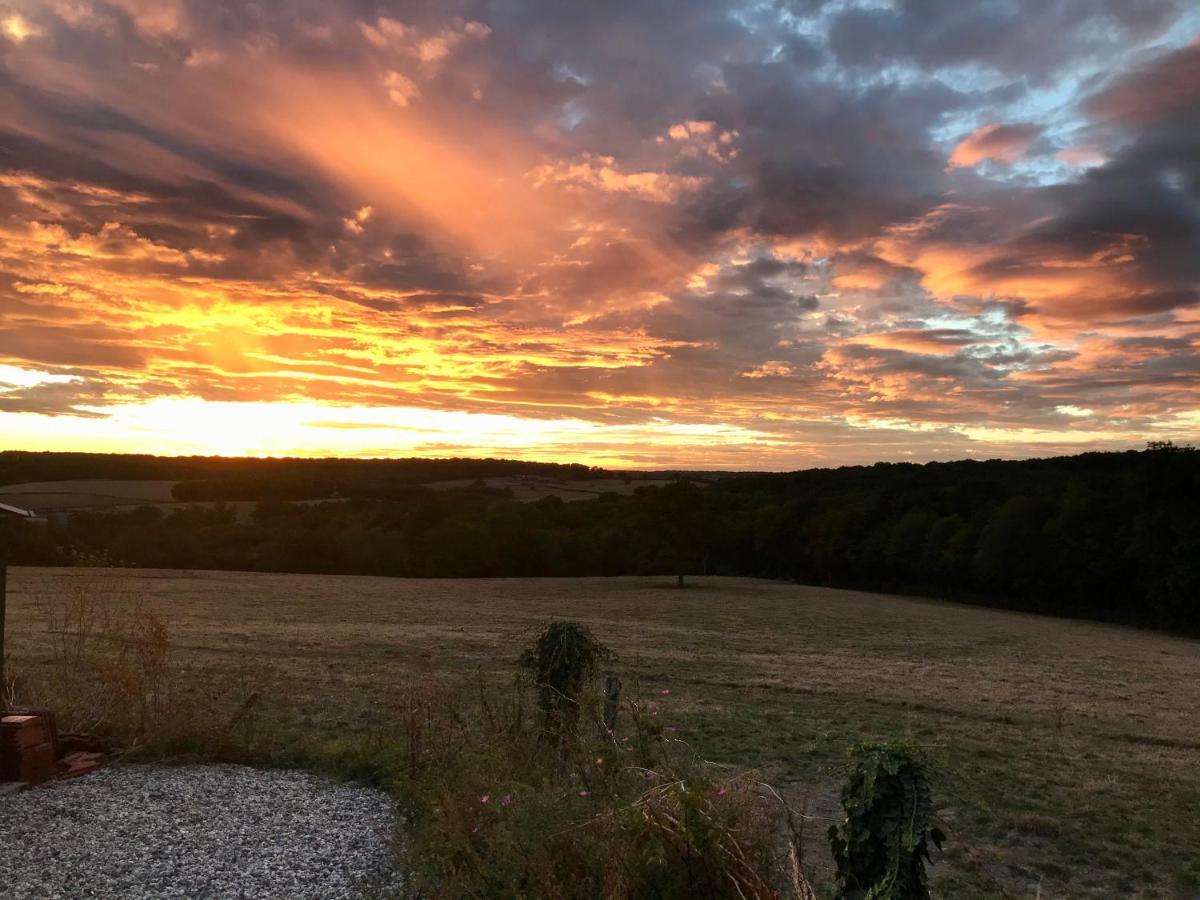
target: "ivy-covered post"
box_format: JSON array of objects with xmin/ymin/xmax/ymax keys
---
[
  {"xmin": 828, "ymin": 740, "xmax": 945, "ymax": 900},
  {"xmin": 519, "ymin": 621, "xmax": 612, "ymax": 746}
]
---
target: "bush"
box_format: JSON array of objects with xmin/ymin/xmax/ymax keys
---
[
  {"xmin": 395, "ymin": 677, "xmax": 813, "ymax": 900},
  {"xmin": 828, "ymin": 740, "xmax": 944, "ymax": 900},
  {"xmin": 315, "ymin": 621, "xmax": 818, "ymax": 899},
  {"xmin": 519, "ymin": 621, "xmax": 612, "ymax": 745}
]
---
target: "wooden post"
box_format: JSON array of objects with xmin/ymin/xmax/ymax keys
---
[{"xmin": 603, "ymin": 673, "xmax": 621, "ymax": 734}]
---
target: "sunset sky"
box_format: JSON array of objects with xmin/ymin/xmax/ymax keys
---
[{"xmin": 1, "ymin": 1, "xmax": 1198, "ymax": 468}]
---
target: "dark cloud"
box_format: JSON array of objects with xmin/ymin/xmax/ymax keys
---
[
  {"xmin": 0, "ymin": 377, "xmax": 111, "ymax": 417},
  {"xmin": 938, "ymin": 42, "xmax": 1200, "ymax": 320},
  {"xmin": 828, "ymin": 0, "xmax": 1184, "ymax": 80},
  {"xmin": 1086, "ymin": 41, "xmax": 1200, "ymax": 126}
]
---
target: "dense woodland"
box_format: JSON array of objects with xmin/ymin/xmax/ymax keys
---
[
  {"xmin": 0, "ymin": 452, "xmax": 601, "ymax": 494},
  {"xmin": 2, "ymin": 445, "xmax": 1197, "ymax": 632}
]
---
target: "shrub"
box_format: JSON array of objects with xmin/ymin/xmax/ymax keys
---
[
  {"xmin": 297, "ymin": 624, "xmax": 817, "ymax": 898},
  {"xmin": 828, "ymin": 740, "xmax": 944, "ymax": 900},
  {"xmin": 519, "ymin": 621, "xmax": 612, "ymax": 745},
  {"xmin": 397, "ymin": 678, "xmax": 812, "ymax": 900},
  {"xmin": 617, "ymin": 773, "xmax": 810, "ymax": 900}
]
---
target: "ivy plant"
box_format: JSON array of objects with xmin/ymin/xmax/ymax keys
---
[
  {"xmin": 828, "ymin": 740, "xmax": 945, "ymax": 900},
  {"xmin": 519, "ymin": 621, "xmax": 611, "ymax": 744}
]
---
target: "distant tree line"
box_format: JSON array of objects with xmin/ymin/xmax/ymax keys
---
[
  {"xmin": 2, "ymin": 445, "xmax": 1197, "ymax": 632},
  {"xmin": 0, "ymin": 451, "xmax": 602, "ymax": 494}
]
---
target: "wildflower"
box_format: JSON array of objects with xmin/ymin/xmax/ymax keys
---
[
  {"xmin": 660, "ymin": 689, "xmax": 671, "ymax": 695},
  {"xmin": 579, "ymin": 790, "xmax": 590, "ymax": 798},
  {"xmin": 471, "ymin": 824, "xmax": 480, "ymax": 834},
  {"xmin": 501, "ymin": 793, "xmax": 513, "ymax": 807},
  {"xmin": 480, "ymin": 794, "xmax": 490, "ymax": 804}
]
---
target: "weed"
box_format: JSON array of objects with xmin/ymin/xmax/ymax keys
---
[{"xmin": 13, "ymin": 574, "xmax": 261, "ymax": 757}]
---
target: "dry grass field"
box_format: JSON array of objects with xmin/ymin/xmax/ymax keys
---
[
  {"xmin": 5, "ymin": 567, "xmax": 1199, "ymax": 898},
  {"xmin": 0, "ymin": 476, "xmax": 669, "ymax": 519},
  {"xmin": 0, "ymin": 480, "xmax": 179, "ymax": 511},
  {"xmin": 0, "ymin": 479, "xmax": 370, "ymax": 524}
]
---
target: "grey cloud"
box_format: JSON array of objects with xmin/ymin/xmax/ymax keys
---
[{"xmin": 828, "ymin": 0, "xmax": 1184, "ymax": 80}]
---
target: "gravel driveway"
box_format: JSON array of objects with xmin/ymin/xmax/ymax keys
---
[{"xmin": 1, "ymin": 764, "xmax": 402, "ymax": 899}]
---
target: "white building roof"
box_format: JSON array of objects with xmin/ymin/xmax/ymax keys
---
[{"xmin": 0, "ymin": 500, "xmax": 37, "ymax": 518}]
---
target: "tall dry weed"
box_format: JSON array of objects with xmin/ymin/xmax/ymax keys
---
[{"xmin": 14, "ymin": 574, "xmax": 257, "ymax": 755}]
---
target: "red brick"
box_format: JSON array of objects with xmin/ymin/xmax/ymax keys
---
[
  {"xmin": 1, "ymin": 716, "xmax": 52, "ymax": 753},
  {"xmin": 1, "ymin": 742, "xmax": 56, "ymax": 785},
  {"xmin": 7, "ymin": 707, "xmax": 60, "ymax": 757}
]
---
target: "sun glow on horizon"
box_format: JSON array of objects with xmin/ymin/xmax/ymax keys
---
[{"xmin": 0, "ymin": 396, "xmax": 795, "ymax": 468}]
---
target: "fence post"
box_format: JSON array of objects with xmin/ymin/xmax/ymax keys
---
[{"xmin": 603, "ymin": 673, "xmax": 621, "ymax": 734}]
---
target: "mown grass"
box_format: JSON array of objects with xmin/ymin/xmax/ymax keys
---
[{"xmin": 6, "ymin": 567, "xmax": 1199, "ymax": 898}]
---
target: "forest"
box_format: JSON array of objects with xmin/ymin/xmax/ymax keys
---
[
  {"xmin": 0, "ymin": 451, "xmax": 601, "ymax": 493},
  {"xmin": 2, "ymin": 444, "xmax": 1197, "ymax": 632}
]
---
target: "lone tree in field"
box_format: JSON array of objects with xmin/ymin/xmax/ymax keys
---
[
  {"xmin": 648, "ymin": 479, "xmax": 707, "ymax": 588},
  {"xmin": 828, "ymin": 740, "xmax": 944, "ymax": 900},
  {"xmin": 519, "ymin": 621, "xmax": 611, "ymax": 745}
]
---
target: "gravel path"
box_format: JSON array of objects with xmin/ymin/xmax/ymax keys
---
[{"xmin": 1, "ymin": 764, "xmax": 402, "ymax": 899}]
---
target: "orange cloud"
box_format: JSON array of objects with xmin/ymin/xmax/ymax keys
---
[
  {"xmin": 853, "ymin": 330, "xmax": 982, "ymax": 356},
  {"xmin": 949, "ymin": 123, "xmax": 1042, "ymax": 167},
  {"xmin": 530, "ymin": 155, "xmax": 708, "ymax": 203}
]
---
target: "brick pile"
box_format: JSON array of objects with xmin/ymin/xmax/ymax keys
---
[
  {"xmin": 0, "ymin": 707, "xmax": 106, "ymax": 790},
  {"xmin": 1, "ymin": 714, "xmax": 56, "ymax": 786}
]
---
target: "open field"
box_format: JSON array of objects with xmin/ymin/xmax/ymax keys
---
[
  {"xmin": 0, "ymin": 475, "xmax": 673, "ymax": 518},
  {"xmin": 5, "ymin": 568, "xmax": 1199, "ymax": 898},
  {"xmin": 0, "ymin": 480, "xmax": 180, "ymax": 511},
  {"xmin": 0, "ymin": 480, "xmax": 271, "ymax": 523}
]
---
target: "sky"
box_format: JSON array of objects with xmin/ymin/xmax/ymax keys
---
[{"xmin": 0, "ymin": 0, "xmax": 1198, "ymax": 469}]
